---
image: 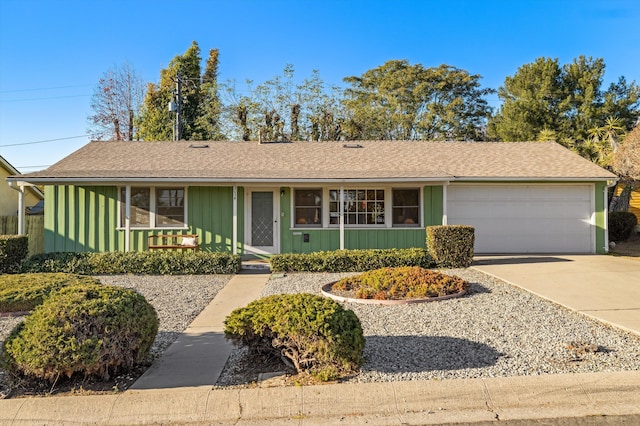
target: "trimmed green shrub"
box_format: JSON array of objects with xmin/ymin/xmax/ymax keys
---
[
  {"xmin": 225, "ymin": 293, "xmax": 364, "ymax": 381},
  {"xmin": 609, "ymin": 211, "xmax": 638, "ymax": 242},
  {"xmin": 0, "ymin": 235, "xmax": 29, "ymax": 274},
  {"xmin": 270, "ymin": 248, "xmax": 434, "ymax": 273},
  {"xmin": 0, "ymin": 273, "xmax": 99, "ymax": 313},
  {"xmin": 2, "ymin": 283, "xmax": 158, "ymax": 382},
  {"xmin": 333, "ymin": 266, "xmax": 469, "ymax": 300},
  {"xmin": 20, "ymin": 251, "xmax": 241, "ymax": 275},
  {"xmin": 426, "ymin": 225, "xmax": 475, "ymax": 268}
]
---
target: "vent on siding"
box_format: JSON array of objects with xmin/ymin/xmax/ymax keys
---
[{"xmin": 343, "ymin": 143, "xmax": 363, "ymax": 148}]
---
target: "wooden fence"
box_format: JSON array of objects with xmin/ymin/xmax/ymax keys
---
[{"xmin": 0, "ymin": 216, "xmax": 45, "ymax": 256}]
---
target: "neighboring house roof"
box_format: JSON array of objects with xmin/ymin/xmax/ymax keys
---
[
  {"xmin": 1, "ymin": 154, "xmax": 45, "ymax": 199},
  {"xmin": 7, "ymin": 140, "xmax": 617, "ymax": 184}
]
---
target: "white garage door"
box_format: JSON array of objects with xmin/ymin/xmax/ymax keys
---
[{"xmin": 447, "ymin": 184, "xmax": 594, "ymax": 254}]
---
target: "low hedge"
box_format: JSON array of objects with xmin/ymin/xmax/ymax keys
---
[
  {"xmin": 19, "ymin": 251, "xmax": 242, "ymax": 275},
  {"xmin": 0, "ymin": 235, "xmax": 29, "ymax": 274},
  {"xmin": 0, "ymin": 273, "xmax": 99, "ymax": 313},
  {"xmin": 225, "ymin": 293, "xmax": 364, "ymax": 381},
  {"xmin": 426, "ymin": 225, "xmax": 475, "ymax": 268},
  {"xmin": 270, "ymin": 248, "xmax": 434, "ymax": 273},
  {"xmin": 609, "ymin": 211, "xmax": 638, "ymax": 242},
  {"xmin": 2, "ymin": 283, "xmax": 158, "ymax": 382}
]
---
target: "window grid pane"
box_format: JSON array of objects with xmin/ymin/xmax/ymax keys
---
[{"xmin": 329, "ymin": 188, "xmax": 385, "ymax": 225}]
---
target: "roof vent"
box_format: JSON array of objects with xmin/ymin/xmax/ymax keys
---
[
  {"xmin": 189, "ymin": 144, "xmax": 209, "ymax": 149},
  {"xmin": 343, "ymin": 143, "xmax": 363, "ymax": 148}
]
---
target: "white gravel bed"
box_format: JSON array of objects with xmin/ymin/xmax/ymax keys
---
[
  {"xmin": 0, "ymin": 274, "xmax": 231, "ymax": 398},
  {"xmin": 217, "ymin": 269, "xmax": 640, "ymax": 385}
]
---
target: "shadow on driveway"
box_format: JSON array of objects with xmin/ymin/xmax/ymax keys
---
[{"xmin": 473, "ymin": 256, "xmax": 574, "ymax": 266}]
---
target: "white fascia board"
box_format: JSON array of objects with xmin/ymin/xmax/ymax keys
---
[
  {"xmin": 453, "ymin": 176, "xmax": 618, "ymax": 183},
  {"xmin": 6, "ymin": 176, "xmax": 454, "ymax": 185}
]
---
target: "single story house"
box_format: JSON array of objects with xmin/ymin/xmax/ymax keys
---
[
  {"xmin": 1, "ymin": 155, "xmax": 44, "ymax": 230},
  {"xmin": 6, "ymin": 140, "xmax": 617, "ymax": 255}
]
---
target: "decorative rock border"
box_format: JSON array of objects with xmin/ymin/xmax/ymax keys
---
[
  {"xmin": 0, "ymin": 311, "xmax": 28, "ymax": 318},
  {"xmin": 321, "ymin": 282, "xmax": 468, "ymax": 305}
]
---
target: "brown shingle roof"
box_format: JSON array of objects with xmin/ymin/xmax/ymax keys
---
[{"xmin": 11, "ymin": 140, "xmax": 616, "ymax": 183}]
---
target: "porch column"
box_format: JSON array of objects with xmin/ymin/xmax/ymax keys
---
[
  {"xmin": 232, "ymin": 185, "xmax": 238, "ymax": 255},
  {"xmin": 125, "ymin": 185, "xmax": 131, "ymax": 252},
  {"xmin": 442, "ymin": 182, "xmax": 448, "ymax": 225},
  {"xmin": 17, "ymin": 184, "xmax": 25, "ymax": 235},
  {"xmin": 339, "ymin": 186, "xmax": 345, "ymax": 250}
]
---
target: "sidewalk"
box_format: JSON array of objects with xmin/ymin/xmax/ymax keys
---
[{"xmin": 3, "ymin": 371, "xmax": 640, "ymax": 424}]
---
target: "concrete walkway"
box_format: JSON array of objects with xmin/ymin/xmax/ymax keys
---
[
  {"xmin": 2, "ymin": 258, "xmax": 640, "ymax": 424},
  {"xmin": 131, "ymin": 269, "xmax": 270, "ymax": 390},
  {"xmin": 473, "ymin": 254, "xmax": 640, "ymax": 336}
]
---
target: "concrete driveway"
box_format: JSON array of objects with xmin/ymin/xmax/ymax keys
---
[{"xmin": 473, "ymin": 255, "xmax": 640, "ymax": 336}]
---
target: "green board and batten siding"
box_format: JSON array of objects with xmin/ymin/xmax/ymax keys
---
[
  {"xmin": 44, "ymin": 186, "xmax": 243, "ymax": 253},
  {"xmin": 44, "ymin": 185, "xmax": 443, "ymax": 254},
  {"xmin": 279, "ymin": 186, "xmax": 443, "ymax": 254}
]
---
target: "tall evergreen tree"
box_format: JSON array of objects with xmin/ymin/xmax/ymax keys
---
[
  {"xmin": 138, "ymin": 41, "xmax": 206, "ymax": 141},
  {"xmin": 342, "ymin": 60, "xmax": 493, "ymax": 141},
  {"xmin": 488, "ymin": 56, "xmax": 640, "ymax": 147},
  {"xmin": 194, "ymin": 48, "xmax": 224, "ymax": 140}
]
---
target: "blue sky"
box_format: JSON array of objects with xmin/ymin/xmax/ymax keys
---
[{"xmin": 1, "ymin": 0, "xmax": 639, "ymax": 172}]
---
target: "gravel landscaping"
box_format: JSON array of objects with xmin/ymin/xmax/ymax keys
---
[
  {"xmin": 2, "ymin": 269, "xmax": 639, "ymax": 397},
  {"xmin": 0, "ymin": 274, "xmax": 231, "ymax": 398},
  {"xmin": 216, "ymin": 269, "xmax": 640, "ymax": 385}
]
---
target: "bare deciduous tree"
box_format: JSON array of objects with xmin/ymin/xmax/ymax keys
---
[{"xmin": 88, "ymin": 61, "xmax": 145, "ymax": 141}]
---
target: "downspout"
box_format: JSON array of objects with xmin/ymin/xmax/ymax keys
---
[
  {"xmin": 232, "ymin": 185, "xmax": 238, "ymax": 255},
  {"xmin": 8, "ymin": 181, "xmax": 26, "ymax": 235},
  {"xmin": 604, "ymin": 179, "xmax": 618, "ymax": 253}
]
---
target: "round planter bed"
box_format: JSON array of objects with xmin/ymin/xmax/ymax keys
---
[{"xmin": 321, "ymin": 282, "xmax": 468, "ymax": 305}]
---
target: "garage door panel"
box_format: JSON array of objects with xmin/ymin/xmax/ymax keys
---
[{"xmin": 447, "ymin": 185, "xmax": 593, "ymax": 253}]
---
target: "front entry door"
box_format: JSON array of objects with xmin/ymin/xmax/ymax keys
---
[{"xmin": 246, "ymin": 190, "xmax": 279, "ymax": 255}]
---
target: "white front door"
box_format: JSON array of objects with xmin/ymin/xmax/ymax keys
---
[{"xmin": 245, "ymin": 189, "xmax": 280, "ymax": 255}]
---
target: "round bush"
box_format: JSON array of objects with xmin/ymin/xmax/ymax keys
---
[
  {"xmin": 333, "ymin": 266, "xmax": 469, "ymax": 300},
  {"xmin": 224, "ymin": 293, "xmax": 364, "ymax": 381},
  {"xmin": 0, "ymin": 273, "xmax": 99, "ymax": 313},
  {"xmin": 2, "ymin": 283, "xmax": 158, "ymax": 382},
  {"xmin": 609, "ymin": 211, "xmax": 638, "ymax": 242}
]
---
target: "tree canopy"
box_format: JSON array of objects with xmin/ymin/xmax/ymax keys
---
[
  {"xmin": 87, "ymin": 61, "xmax": 145, "ymax": 141},
  {"xmin": 137, "ymin": 41, "xmax": 222, "ymax": 141},
  {"xmin": 488, "ymin": 56, "xmax": 640, "ymax": 150},
  {"xmin": 342, "ymin": 60, "xmax": 493, "ymax": 141}
]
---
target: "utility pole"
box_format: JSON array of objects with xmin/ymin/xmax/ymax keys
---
[{"xmin": 170, "ymin": 73, "xmax": 183, "ymax": 141}]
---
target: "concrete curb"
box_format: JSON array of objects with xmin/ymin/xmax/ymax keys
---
[{"xmin": 2, "ymin": 371, "xmax": 640, "ymax": 424}]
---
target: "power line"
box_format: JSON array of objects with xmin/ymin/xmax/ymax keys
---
[
  {"xmin": 0, "ymin": 135, "xmax": 87, "ymax": 147},
  {"xmin": 0, "ymin": 84, "xmax": 93, "ymax": 94},
  {"xmin": 0, "ymin": 94, "xmax": 91, "ymax": 103}
]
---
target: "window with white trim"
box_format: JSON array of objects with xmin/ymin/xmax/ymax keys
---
[
  {"xmin": 119, "ymin": 187, "xmax": 186, "ymax": 228},
  {"xmin": 329, "ymin": 189, "xmax": 385, "ymax": 226},
  {"xmin": 392, "ymin": 188, "xmax": 420, "ymax": 226},
  {"xmin": 294, "ymin": 189, "xmax": 322, "ymax": 227}
]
